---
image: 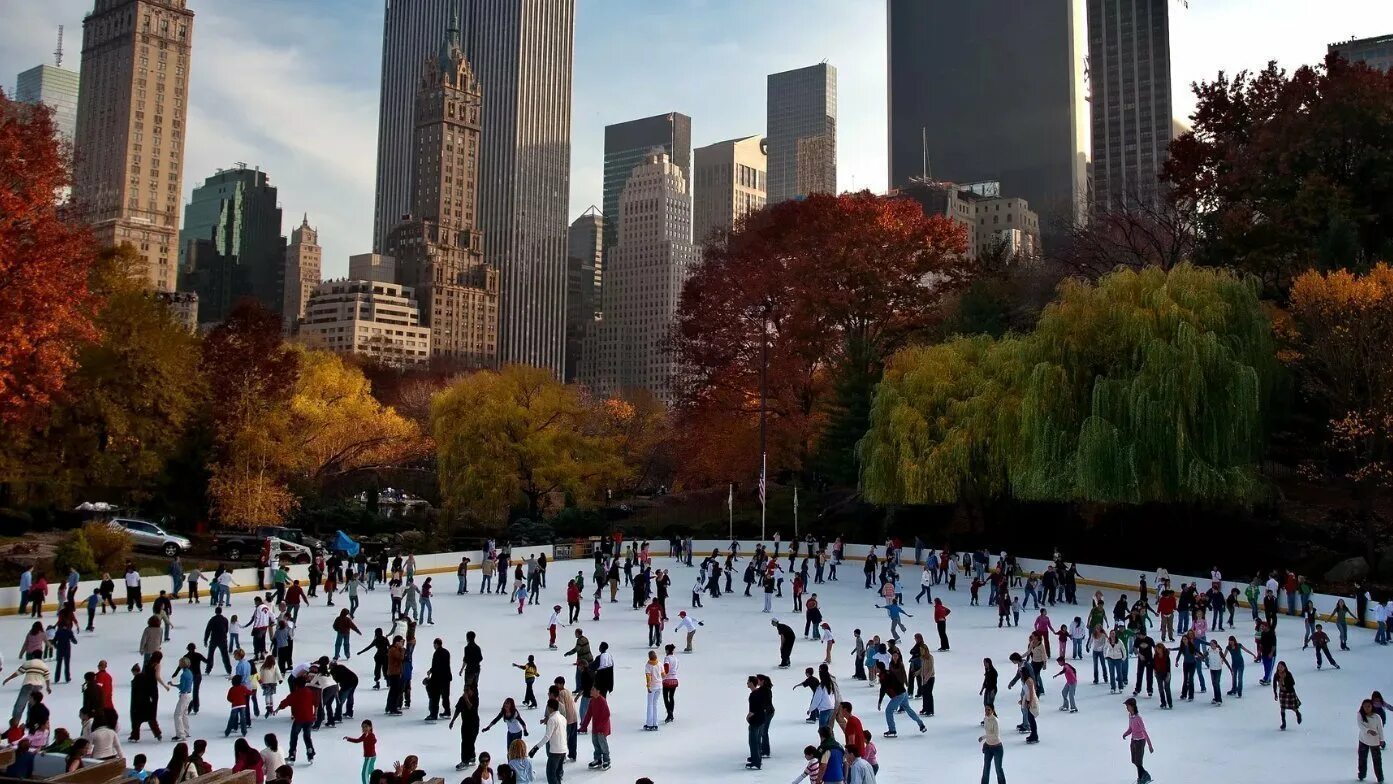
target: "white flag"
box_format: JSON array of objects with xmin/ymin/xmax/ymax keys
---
[
  {"xmin": 794, "ymin": 486, "xmax": 798, "ymax": 514},
  {"xmin": 727, "ymin": 483, "xmax": 733, "ymax": 514}
]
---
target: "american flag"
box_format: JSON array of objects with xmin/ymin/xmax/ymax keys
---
[{"xmin": 758, "ymin": 452, "xmax": 767, "ymax": 507}]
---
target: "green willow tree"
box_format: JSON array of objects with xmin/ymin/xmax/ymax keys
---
[{"xmin": 861, "ymin": 264, "xmax": 1279, "ymax": 506}]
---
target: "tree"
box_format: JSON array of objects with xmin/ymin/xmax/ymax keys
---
[
  {"xmin": 1050, "ymin": 196, "xmax": 1198, "ymax": 280},
  {"xmin": 0, "ymin": 91, "xmax": 100, "ymax": 424},
  {"xmin": 671, "ymin": 191, "xmax": 971, "ymax": 487},
  {"xmin": 1163, "ymin": 55, "xmax": 1393, "ymax": 295},
  {"xmin": 1285, "ymin": 264, "xmax": 1393, "ymax": 553},
  {"xmin": 432, "ymin": 365, "xmax": 625, "ymax": 523},
  {"xmin": 862, "ymin": 264, "xmax": 1279, "ymax": 506},
  {"xmin": 0, "ymin": 246, "xmax": 204, "ymax": 505},
  {"xmin": 595, "ymin": 390, "xmax": 675, "ymax": 495}
]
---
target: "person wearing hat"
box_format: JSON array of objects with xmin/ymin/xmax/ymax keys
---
[
  {"xmin": 673, "ymin": 612, "xmax": 703, "ymax": 653},
  {"xmin": 547, "ymin": 606, "xmax": 564, "ymax": 650}
]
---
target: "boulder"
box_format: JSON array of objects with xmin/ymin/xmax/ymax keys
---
[{"xmin": 1326, "ymin": 556, "xmax": 1370, "ymax": 583}]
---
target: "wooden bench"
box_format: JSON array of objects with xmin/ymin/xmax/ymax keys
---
[{"xmin": 48, "ymin": 757, "xmax": 125, "ymax": 783}]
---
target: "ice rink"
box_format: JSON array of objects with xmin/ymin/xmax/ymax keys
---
[{"xmin": 6, "ymin": 556, "xmax": 1376, "ymax": 783}]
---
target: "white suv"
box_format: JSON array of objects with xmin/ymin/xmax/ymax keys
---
[{"xmin": 108, "ymin": 518, "xmax": 192, "ymax": 558}]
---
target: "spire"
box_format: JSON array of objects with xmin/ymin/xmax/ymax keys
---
[
  {"xmin": 302, "ymin": 212, "xmax": 310, "ymax": 228},
  {"xmin": 439, "ymin": 7, "xmax": 462, "ymax": 72}
]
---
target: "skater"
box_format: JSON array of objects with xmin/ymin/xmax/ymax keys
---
[
  {"xmin": 1311, "ymin": 624, "xmax": 1341, "ymax": 670},
  {"xmin": 673, "ymin": 611, "xmax": 702, "ymax": 652},
  {"xmin": 646, "ymin": 599, "xmax": 664, "ymax": 646},
  {"xmin": 343, "ymin": 720, "xmax": 377, "ymax": 784},
  {"xmin": 513, "ymin": 656, "xmax": 539, "ymax": 709},
  {"xmin": 933, "ymin": 598, "xmax": 951, "ymax": 650},
  {"xmin": 642, "ymin": 650, "xmax": 662, "ymax": 730},
  {"xmin": 1205, "ymin": 640, "xmax": 1227, "ymax": 705},
  {"xmin": 1053, "ymin": 657, "xmax": 1077, "ymax": 713},
  {"xmin": 874, "ymin": 661, "xmax": 924, "ymax": 737},
  {"xmin": 1224, "ymin": 635, "xmax": 1253, "ymax": 698},
  {"xmin": 483, "ymin": 697, "xmax": 529, "ymax": 746},
  {"xmin": 852, "ymin": 630, "xmax": 867, "ymax": 681},
  {"xmin": 745, "ymin": 675, "xmax": 774, "ymax": 769},
  {"xmin": 581, "ymin": 685, "xmax": 611, "ymax": 770},
  {"xmin": 979, "ymin": 704, "xmax": 1005, "ymax": 784},
  {"xmin": 875, "ymin": 601, "xmax": 911, "ymax": 643},
  {"xmin": 1360, "ymin": 698, "xmax": 1387, "ymax": 784},
  {"xmin": 774, "ymin": 619, "xmax": 796, "ymax": 668},
  {"xmin": 449, "ymin": 684, "xmax": 480, "ymax": 771},
  {"xmin": 661, "ymin": 644, "xmax": 679, "ymax": 723},
  {"xmin": 1335, "ymin": 599, "xmax": 1354, "ymax": 651},
  {"xmin": 1122, "ymin": 697, "xmax": 1154, "ymax": 784},
  {"xmin": 1273, "ymin": 661, "xmax": 1303, "ymax": 730}
]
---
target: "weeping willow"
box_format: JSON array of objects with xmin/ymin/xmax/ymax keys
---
[{"xmin": 860, "ymin": 264, "xmax": 1277, "ymax": 505}]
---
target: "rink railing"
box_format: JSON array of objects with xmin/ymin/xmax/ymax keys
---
[{"xmin": 0, "ymin": 537, "xmax": 1370, "ymax": 627}]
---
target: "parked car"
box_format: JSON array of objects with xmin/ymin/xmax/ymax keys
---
[
  {"xmin": 108, "ymin": 518, "xmax": 193, "ymax": 558},
  {"xmin": 213, "ymin": 525, "xmax": 324, "ymax": 562}
]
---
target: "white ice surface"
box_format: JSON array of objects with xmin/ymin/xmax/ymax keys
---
[{"xmin": 5, "ymin": 557, "xmax": 1373, "ymax": 783}]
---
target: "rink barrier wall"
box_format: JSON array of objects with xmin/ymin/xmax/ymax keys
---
[
  {"xmin": 665, "ymin": 539, "xmax": 1370, "ymax": 628},
  {"xmin": 0, "ymin": 545, "xmax": 553, "ymax": 617}
]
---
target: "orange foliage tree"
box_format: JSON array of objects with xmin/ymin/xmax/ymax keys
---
[
  {"xmin": 0, "ymin": 92, "xmax": 99, "ymax": 424},
  {"xmin": 670, "ymin": 191, "xmax": 971, "ymax": 488}
]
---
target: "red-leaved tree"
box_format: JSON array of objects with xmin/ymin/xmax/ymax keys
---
[
  {"xmin": 670, "ymin": 190, "xmax": 971, "ymax": 488},
  {"xmin": 0, "ymin": 91, "xmax": 99, "ymax": 424}
]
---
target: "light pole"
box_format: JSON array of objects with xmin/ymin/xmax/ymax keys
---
[{"xmin": 758, "ymin": 299, "xmax": 771, "ymax": 544}]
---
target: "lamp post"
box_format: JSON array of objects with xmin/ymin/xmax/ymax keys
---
[{"xmin": 758, "ymin": 299, "xmax": 772, "ymax": 544}]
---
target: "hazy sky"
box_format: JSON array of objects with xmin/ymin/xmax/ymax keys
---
[{"xmin": 3, "ymin": 0, "xmax": 1391, "ymax": 277}]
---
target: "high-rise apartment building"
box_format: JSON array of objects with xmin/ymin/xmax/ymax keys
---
[
  {"xmin": 15, "ymin": 60, "xmax": 81, "ymax": 140},
  {"xmin": 1087, "ymin": 0, "xmax": 1174, "ymax": 211},
  {"xmin": 385, "ymin": 12, "xmax": 499, "ymax": 367},
  {"xmin": 584, "ymin": 152, "xmax": 698, "ymax": 405},
  {"xmin": 299, "ymin": 279, "xmax": 432, "ymax": 367},
  {"xmin": 693, "ymin": 135, "xmax": 766, "ymax": 243},
  {"xmin": 887, "ymin": 0, "xmax": 1088, "ymax": 232},
  {"xmin": 767, "ymin": 63, "xmax": 836, "ymax": 204},
  {"xmin": 372, "ymin": 0, "xmax": 457, "ymax": 254},
  {"xmin": 894, "ymin": 179, "xmax": 1042, "ymax": 259},
  {"xmin": 564, "ymin": 208, "xmax": 603, "ymax": 383},
  {"xmin": 461, "ymin": 0, "xmax": 575, "ymax": 374},
  {"xmin": 1330, "ymin": 33, "xmax": 1393, "ymax": 72},
  {"xmin": 282, "ymin": 214, "xmax": 321, "ymax": 334},
  {"xmin": 603, "ymin": 113, "xmax": 691, "ymax": 253},
  {"xmin": 178, "ymin": 165, "xmax": 286, "ymax": 323},
  {"xmin": 73, "ymin": 0, "xmax": 194, "ymax": 292}
]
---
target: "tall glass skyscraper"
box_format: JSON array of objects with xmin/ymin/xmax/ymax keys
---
[
  {"xmin": 15, "ymin": 64, "xmax": 80, "ymax": 140},
  {"xmin": 603, "ymin": 112, "xmax": 691, "ymax": 253},
  {"xmin": 766, "ymin": 63, "xmax": 836, "ymax": 204},
  {"xmin": 178, "ymin": 165, "xmax": 286, "ymax": 323}
]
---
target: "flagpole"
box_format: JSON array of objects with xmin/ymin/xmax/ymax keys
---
[
  {"xmin": 728, "ymin": 483, "xmax": 733, "ymax": 541},
  {"xmin": 760, "ymin": 452, "xmax": 767, "ymax": 543},
  {"xmin": 794, "ymin": 485, "xmax": 799, "ymax": 540},
  {"xmin": 758, "ymin": 299, "xmax": 770, "ymax": 546}
]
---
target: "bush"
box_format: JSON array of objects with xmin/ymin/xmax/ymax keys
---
[
  {"xmin": 507, "ymin": 519, "xmax": 555, "ymax": 546},
  {"xmin": 53, "ymin": 529, "xmax": 97, "ymax": 576},
  {"xmin": 81, "ymin": 522, "xmax": 132, "ymax": 574}
]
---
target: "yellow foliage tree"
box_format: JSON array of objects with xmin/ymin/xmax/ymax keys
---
[{"xmin": 432, "ymin": 365, "xmax": 625, "ymax": 523}]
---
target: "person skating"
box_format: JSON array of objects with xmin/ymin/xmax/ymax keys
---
[
  {"xmin": 1154, "ymin": 643, "xmax": 1173, "ymax": 710},
  {"xmin": 744, "ymin": 675, "xmax": 773, "ymax": 769},
  {"xmin": 645, "ymin": 599, "xmax": 664, "ymax": 646},
  {"xmin": 1019, "ymin": 675, "xmax": 1039, "ymax": 744},
  {"xmin": 1204, "ymin": 640, "xmax": 1228, "ymax": 705},
  {"xmin": 851, "ymin": 630, "xmax": 867, "ymax": 681},
  {"xmin": 483, "ymin": 697, "xmax": 529, "ymax": 746},
  {"xmin": 1273, "ymin": 661, "xmax": 1303, "ymax": 730},
  {"xmin": 527, "ymin": 698, "xmax": 567, "ymax": 784},
  {"xmin": 581, "ymin": 686, "xmax": 611, "ymax": 770},
  {"xmin": 1360, "ymin": 698, "xmax": 1387, "ymax": 783},
  {"xmin": 513, "ymin": 656, "xmax": 539, "ymax": 710},
  {"xmin": 343, "ymin": 720, "xmax": 377, "ymax": 784},
  {"xmin": 1311, "ymin": 623, "xmax": 1341, "ymax": 670},
  {"xmin": 933, "ymin": 598, "xmax": 951, "ymax": 651},
  {"xmin": 979, "ymin": 704, "xmax": 1005, "ymax": 783},
  {"xmin": 449, "ymin": 684, "xmax": 481, "ymax": 771},
  {"xmin": 661, "ymin": 645, "xmax": 679, "ymax": 724},
  {"xmin": 461, "ymin": 631, "xmax": 483, "ymax": 689},
  {"xmin": 673, "ymin": 611, "xmax": 702, "ymax": 652},
  {"xmin": 874, "ymin": 601, "xmax": 911, "ymax": 643},
  {"xmin": 642, "ymin": 650, "xmax": 662, "ymax": 731},
  {"xmin": 774, "ymin": 619, "xmax": 796, "ymax": 669},
  {"xmin": 1122, "ymin": 697, "xmax": 1154, "ymax": 784},
  {"xmin": 1053, "ymin": 657, "xmax": 1078, "ymax": 713},
  {"xmin": 874, "ymin": 661, "xmax": 924, "ymax": 737},
  {"xmin": 277, "ymin": 677, "xmax": 318, "ymax": 764}
]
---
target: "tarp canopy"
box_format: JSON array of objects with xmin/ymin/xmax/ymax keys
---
[{"xmin": 332, "ymin": 530, "xmax": 360, "ymax": 557}]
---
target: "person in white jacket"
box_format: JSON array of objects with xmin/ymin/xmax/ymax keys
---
[
  {"xmin": 1359, "ymin": 698, "xmax": 1386, "ymax": 783},
  {"xmin": 642, "ymin": 651, "xmax": 663, "ymax": 731},
  {"xmin": 673, "ymin": 612, "xmax": 703, "ymax": 652},
  {"xmin": 530, "ymin": 699, "xmax": 569, "ymax": 784},
  {"xmin": 915, "ymin": 570, "xmax": 933, "ymax": 604},
  {"xmin": 661, "ymin": 645, "xmax": 679, "ymax": 724}
]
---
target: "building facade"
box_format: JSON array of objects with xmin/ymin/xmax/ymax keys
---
[
  {"xmin": 693, "ymin": 135, "xmax": 766, "ymax": 244},
  {"xmin": 584, "ymin": 152, "xmax": 697, "ymax": 405},
  {"xmin": 155, "ymin": 290, "xmax": 198, "ymax": 331},
  {"xmin": 1330, "ymin": 33, "xmax": 1393, "ymax": 72},
  {"xmin": 564, "ymin": 208, "xmax": 603, "ymax": 383},
  {"xmin": 1087, "ymin": 0, "xmax": 1174, "ymax": 211},
  {"xmin": 895, "ymin": 179, "xmax": 1042, "ymax": 260},
  {"xmin": 282, "ymin": 214, "xmax": 321, "ymax": 334},
  {"xmin": 15, "ymin": 63, "xmax": 81, "ymax": 140},
  {"xmin": 372, "ymin": 0, "xmax": 457, "ymax": 254},
  {"xmin": 603, "ymin": 113, "xmax": 692, "ymax": 254},
  {"xmin": 178, "ymin": 165, "xmax": 286, "ymax": 322},
  {"xmin": 299, "ymin": 279, "xmax": 432, "ymax": 367},
  {"xmin": 349, "ymin": 252, "xmax": 397, "ymax": 283},
  {"xmin": 462, "ymin": 0, "xmax": 575, "ymax": 374},
  {"xmin": 384, "ymin": 12, "xmax": 498, "ymax": 367},
  {"xmin": 72, "ymin": 0, "xmax": 195, "ymax": 292},
  {"xmin": 887, "ymin": 0, "xmax": 1088, "ymax": 234},
  {"xmin": 767, "ymin": 63, "xmax": 836, "ymax": 204}
]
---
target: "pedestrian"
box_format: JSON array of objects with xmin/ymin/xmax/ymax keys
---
[
  {"xmin": 1361, "ymin": 698, "xmax": 1387, "ymax": 783},
  {"xmin": 1273, "ymin": 661, "xmax": 1303, "ymax": 730},
  {"xmin": 979, "ymin": 704, "xmax": 1005, "ymax": 783},
  {"xmin": 1122, "ymin": 697, "xmax": 1154, "ymax": 784},
  {"xmin": 343, "ymin": 720, "xmax": 377, "ymax": 784}
]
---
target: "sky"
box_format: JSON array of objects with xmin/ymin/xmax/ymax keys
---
[{"xmin": 3, "ymin": 0, "xmax": 1391, "ymax": 278}]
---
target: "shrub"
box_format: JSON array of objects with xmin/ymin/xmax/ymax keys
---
[
  {"xmin": 81, "ymin": 522, "xmax": 132, "ymax": 574},
  {"xmin": 507, "ymin": 519, "xmax": 555, "ymax": 546},
  {"xmin": 53, "ymin": 529, "xmax": 97, "ymax": 576}
]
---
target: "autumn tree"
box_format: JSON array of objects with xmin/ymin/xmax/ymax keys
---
[
  {"xmin": 432, "ymin": 365, "xmax": 625, "ymax": 523},
  {"xmin": 0, "ymin": 91, "xmax": 99, "ymax": 424},
  {"xmin": 595, "ymin": 389, "xmax": 675, "ymax": 495},
  {"xmin": 1163, "ymin": 55, "xmax": 1393, "ymax": 295},
  {"xmin": 1050, "ymin": 196, "xmax": 1198, "ymax": 280},
  {"xmin": 671, "ymin": 191, "xmax": 971, "ymax": 488},
  {"xmin": 862, "ymin": 265, "xmax": 1278, "ymax": 506},
  {"xmin": 0, "ymin": 245, "xmax": 203, "ymax": 505}
]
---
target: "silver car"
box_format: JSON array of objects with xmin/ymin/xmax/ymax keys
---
[{"xmin": 108, "ymin": 518, "xmax": 192, "ymax": 557}]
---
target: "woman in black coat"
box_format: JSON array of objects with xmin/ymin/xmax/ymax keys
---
[{"xmin": 128, "ymin": 658, "xmax": 164, "ymax": 742}]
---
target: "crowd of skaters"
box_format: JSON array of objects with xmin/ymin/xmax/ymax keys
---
[{"xmin": 0, "ymin": 533, "xmax": 1390, "ymax": 784}]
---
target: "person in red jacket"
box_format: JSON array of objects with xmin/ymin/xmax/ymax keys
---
[
  {"xmin": 933, "ymin": 599, "xmax": 952, "ymax": 651},
  {"xmin": 566, "ymin": 581, "xmax": 582, "ymax": 624},
  {"xmin": 284, "ymin": 581, "xmax": 309, "ymax": 623},
  {"xmin": 94, "ymin": 660, "xmax": 114, "ymax": 711},
  {"xmin": 580, "ymin": 686, "xmax": 611, "ymax": 770},
  {"xmin": 277, "ymin": 681, "xmax": 318, "ymax": 763},
  {"xmin": 1157, "ymin": 590, "xmax": 1178, "ymax": 642},
  {"xmin": 646, "ymin": 600, "xmax": 664, "ymax": 646},
  {"xmin": 225, "ymin": 675, "xmax": 255, "ymax": 738}
]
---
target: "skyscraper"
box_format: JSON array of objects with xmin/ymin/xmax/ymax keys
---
[
  {"xmin": 1088, "ymin": 0, "xmax": 1174, "ymax": 210},
  {"xmin": 178, "ymin": 165, "xmax": 286, "ymax": 324},
  {"xmin": 603, "ymin": 113, "xmax": 691, "ymax": 253},
  {"xmin": 461, "ymin": 0, "xmax": 576, "ymax": 375},
  {"xmin": 565, "ymin": 208, "xmax": 603, "ymax": 383},
  {"xmin": 766, "ymin": 63, "xmax": 836, "ymax": 204},
  {"xmin": 693, "ymin": 135, "xmax": 766, "ymax": 243},
  {"xmin": 887, "ymin": 0, "xmax": 1089, "ymax": 231},
  {"xmin": 583, "ymin": 152, "xmax": 698, "ymax": 405},
  {"xmin": 373, "ymin": 0, "xmax": 457, "ymax": 254},
  {"xmin": 73, "ymin": 0, "xmax": 195, "ymax": 292},
  {"xmin": 283, "ymin": 214, "xmax": 322, "ymax": 333},
  {"xmin": 385, "ymin": 11, "xmax": 499, "ymax": 366},
  {"xmin": 1330, "ymin": 33, "xmax": 1393, "ymax": 72},
  {"xmin": 15, "ymin": 47, "xmax": 81, "ymax": 141}
]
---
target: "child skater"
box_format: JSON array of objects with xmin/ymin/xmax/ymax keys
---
[
  {"xmin": 547, "ymin": 606, "xmax": 564, "ymax": 650},
  {"xmin": 513, "ymin": 656, "xmax": 539, "ymax": 709},
  {"xmin": 343, "ymin": 719, "xmax": 377, "ymax": 784}
]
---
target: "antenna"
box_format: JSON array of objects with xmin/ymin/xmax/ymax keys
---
[
  {"xmin": 921, "ymin": 127, "xmax": 932, "ymax": 180},
  {"xmin": 54, "ymin": 26, "xmax": 64, "ymax": 68}
]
